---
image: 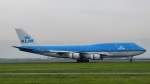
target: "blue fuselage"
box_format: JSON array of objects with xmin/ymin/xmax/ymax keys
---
[
  {"xmin": 15, "ymin": 43, "xmax": 146, "ymax": 61},
  {"xmin": 19, "ymin": 43, "xmax": 146, "ymax": 53}
]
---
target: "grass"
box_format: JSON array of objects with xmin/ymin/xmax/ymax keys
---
[
  {"xmin": 0, "ymin": 62, "xmax": 150, "ymax": 73},
  {"xmin": 1, "ymin": 74, "xmax": 150, "ymax": 84},
  {"xmin": 0, "ymin": 62, "xmax": 150, "ymax": 84}
]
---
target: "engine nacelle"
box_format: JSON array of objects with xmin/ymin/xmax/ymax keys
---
[
  {"xmin": 68, "ymin": 53, "xmax": 80, "ymax": 59},
  {"xmin": 80, "ymin": 53, "xmax": 101, "ymax": 60},
  {"xmin": 89, "ymin": 54, "xmax": 101, "ymax": 60}
]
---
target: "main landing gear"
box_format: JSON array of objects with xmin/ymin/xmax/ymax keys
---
[
  {"xmin": 100, "ymin": 56, "xmax": 104, "ymax": 61},
  {"xmin": 77, "ymin": 59, "xmax": 89, "ymax": 63},
  {"xmin": 129, "ymin": 56, "xmax": 133, "ymax": 62},
  {"xmin": 76, "ymin": 53, "xmax": 90, "ymax": 63}
]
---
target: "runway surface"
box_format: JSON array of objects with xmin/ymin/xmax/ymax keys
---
[{"xmin": 0, "ymin": 72, "xmax": 150, "ymax": 75}]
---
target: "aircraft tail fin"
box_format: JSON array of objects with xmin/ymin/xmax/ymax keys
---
[{"xmin": 15, "ymin": 29, "xmax": 35, "ymax": 44}]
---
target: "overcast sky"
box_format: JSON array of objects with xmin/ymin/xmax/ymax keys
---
[{"xmin": 0, "ymin": 0, "xmax": 150, "ymax": 58}]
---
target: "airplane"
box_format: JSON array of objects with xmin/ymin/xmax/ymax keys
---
[{"xmin": 13, "ymin": 29, "xmax": 146, "ymax": 62}]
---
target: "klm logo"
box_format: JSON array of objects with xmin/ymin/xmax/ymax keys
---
[
  {"xmin": 21, "ymin": 36, "xmax": 34, "ymax": 43},
  {"xmin": 118, "ymin": 46, "xmax": 125, "ymax": 50}
]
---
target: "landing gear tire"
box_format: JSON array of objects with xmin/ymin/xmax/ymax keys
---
[
  {"xmin": 77, "ymin": 59, "xmax": 89, "ymax": 63},
  {"xmin": 100, "ymin": 56, "xmax": 103, "ymax": 61},
  {"xmin": 129, "ymin": 56, "xmax": 133, "ymax": 62}
]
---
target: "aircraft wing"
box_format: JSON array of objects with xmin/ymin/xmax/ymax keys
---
[{"xmin": 47, "ymin": 50, "xmax": 72, "ymax": 53}]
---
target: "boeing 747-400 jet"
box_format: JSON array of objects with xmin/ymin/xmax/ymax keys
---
[{"xmin": 13, "ymin": 29, "xmax": 146, "ymax": 62}]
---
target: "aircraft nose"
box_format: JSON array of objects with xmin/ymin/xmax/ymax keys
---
[
  {"xmin": 143, "ymin": 49, "xmax": 146, "ymax": 52},
  {"xmin": 141, "ymin": 48, "xmax": 146, "ymax": 54}
]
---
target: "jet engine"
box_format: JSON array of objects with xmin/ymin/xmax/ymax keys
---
[
  {"xmin": 79, "ymin": 53, "xmax": 102, "ymax": 60},
  {"xmin": 67, "ymin": 53, "xmax": 80, "ymax": 59},
  {"xmin": 89, "ymin": 54, "xmax": 101, "ymax": 60}
]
